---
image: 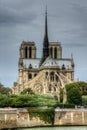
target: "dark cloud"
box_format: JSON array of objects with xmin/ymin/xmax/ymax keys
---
[
  {"xmin": 0, "ymin": 4, "xmax": 37, "ymax": 24},
  {"xmin": 0, "ymin": 0, "xmax": 87, "ymax": 86}
]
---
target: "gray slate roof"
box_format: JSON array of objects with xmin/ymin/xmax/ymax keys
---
[
  {"xmin": 23, "ymin": 57, "xmax": 72, "ymax": 69},
  {"xmin": 23, "ymin": 59, "xmax": 40, "ymax": 69},
  {"xmin": 41, "ymin": 57, "xmax": 72, "ymax": 69}
]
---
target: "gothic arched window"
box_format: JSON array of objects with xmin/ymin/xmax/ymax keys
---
[
  {"xmin": 25, "ymin": 47, "xmax": 27, "ymax": 58},
  {"xmin": 49, "ymin": 85, "xmax": 51, "ymax": 92},
  {"xmin": 56, "ymin": 75, "xmax": 58, "ymax": 82},
  {"xmin": 45, "ymin": 72, "xmax": 48, "ymax": 79},
  {"xmin": 50, "ymin": 47, "xmax": 52, "ymax": 58},
  {"xmin": 34, "ymin": 73, "xmax": 37, "ymax": 77},
  {"xmin": 50, "ymin": 72, "xmax": 54, "ymax": 81},
  {"xmin": 54, "ymin": 87, "xmax": 56, "ymax": 92},
  {"xmin": 54, "ymin": 47, "xmax": 57, "ymax": 59},
  {"xmin": 29, "ymin": 47, "xmax": 32, "ymax": 58},
  {"xmin": 28, "ymin": 73, "xmax": 32, "ymax": 79}
]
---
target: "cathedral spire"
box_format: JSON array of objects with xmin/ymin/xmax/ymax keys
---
[
  {"xmin": 40, "ymin": 7, "xmax": 49, "ymax": 66},
  {"xmin": 44, "ymin": 6, "xmax": 48, "ymax": 46},
  {"xmin": 43, "ymin": 6, "xmax": 49, "ymax": 57}
]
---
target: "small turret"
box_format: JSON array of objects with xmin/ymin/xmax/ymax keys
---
[{"xmin": 71, "ymin": 54, "xmax": 74, "ymax": 68}]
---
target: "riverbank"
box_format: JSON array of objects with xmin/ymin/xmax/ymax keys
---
[{"xmin": 0, "ymin": 108, "xmax": 87, "ymax": 129}]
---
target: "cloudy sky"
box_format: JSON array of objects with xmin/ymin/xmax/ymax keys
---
[{"xmin": 0, "ymin": 0, "xmax": 87, "ymax": 87}]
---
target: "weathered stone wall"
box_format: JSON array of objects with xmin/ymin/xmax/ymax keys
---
[
  {"xmin": 0, "ymin": 108, "xmax": 46, "ymax": 129},
  {"xmin": 0, "ymin": 108, "xmax": 87, "ymax": 129},
  {"xmin": 0, "ymin": 108, "xmax": 17, "ymax": 129},
  {"xmin": 54, "ymin": 108, "xmax": 87, "ymax": 125}
]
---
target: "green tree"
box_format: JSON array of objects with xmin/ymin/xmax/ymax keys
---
[
  {"xmin": 66, "ymin": 83, "xmax": 82, "ymax": 105},
  {"xmin": 0, "ymin": 84, "xmax": 11, "ymax": 95},
  {"xmin": 69, "ymin": 81, "xmax": 87, "ymax": 95}
]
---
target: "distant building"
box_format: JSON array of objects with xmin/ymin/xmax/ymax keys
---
[{"xmin": 12, "ymin": 9, "xmax": 74, "ymax": 102}]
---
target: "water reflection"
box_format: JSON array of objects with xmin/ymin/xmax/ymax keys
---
[{"xmin": 21, "ymin": 126, "xmax": 87, "ymax": 130}]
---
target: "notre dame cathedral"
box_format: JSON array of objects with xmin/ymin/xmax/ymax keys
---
[{"xmin": 12, "ymin": 9, "xmax": 74, "ymax": 102}]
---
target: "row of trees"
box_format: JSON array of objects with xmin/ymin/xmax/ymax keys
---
[
  {"xmin": 0, "ymin": 81, "xmax": 87, "ymax": 107},
  {"xmin": 0, "ymin": 93, "xmax": 57, "ymax": 107}
]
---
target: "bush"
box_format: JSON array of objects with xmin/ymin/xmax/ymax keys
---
[
  {"xmin": 0, "ymin": 94, "xmax": 10, "ymax": 107},
  {"xmin": 55, "ymin": 102, "xmax": 75, "ymax": 108}
]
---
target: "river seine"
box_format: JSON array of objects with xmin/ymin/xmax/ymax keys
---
[{"xmin": 21, "ymin": 126, "xmax": 87, "ymax": 130}]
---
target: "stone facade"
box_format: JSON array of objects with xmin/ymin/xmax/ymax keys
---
[{"xmin": 12, "ymin": 10, "xmax": 74, "ymax": 102}]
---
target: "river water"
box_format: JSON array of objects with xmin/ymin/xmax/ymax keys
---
[{"xmin": 21, "ymin": 126, "xmax": 87, "ymax": 130}]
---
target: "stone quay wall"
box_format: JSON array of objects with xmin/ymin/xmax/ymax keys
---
[
  {"xmin": 0, "ymin": 108, "xmax": 45, "ymax": 129},
  {"xmin": 0, "ymin": 108, "xmax": 87, "ymax": 129},
  {"xmin": 54, "ymin": 108, "xmax": 87, "ymax": 125}
]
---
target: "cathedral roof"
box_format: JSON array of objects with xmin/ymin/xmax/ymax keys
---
[
  {"xmin": 40, "ymin": 57, "xmax": 72, "ymax": 69},
  {"xmin": 23, "ymin": 59, "xmax": 40, "ymax": 69},
  {"xmin": 23, "ymin": 57, "xmax": 72, "ymax": 70}
]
